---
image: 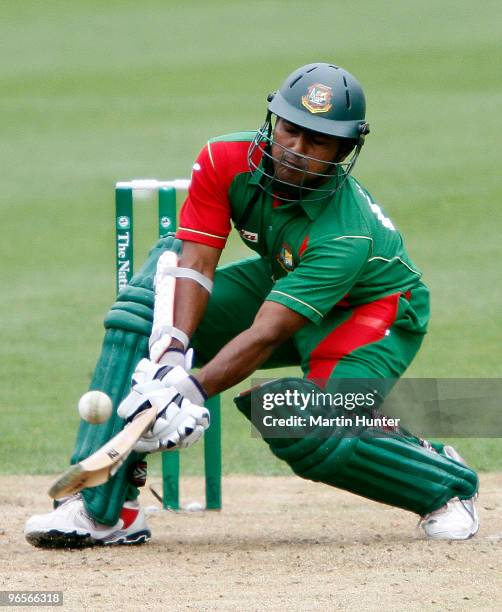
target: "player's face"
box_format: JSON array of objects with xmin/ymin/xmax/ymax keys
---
[{"xmin": 271, "ymin": 118, "xmax": 341, "ymax": 187}]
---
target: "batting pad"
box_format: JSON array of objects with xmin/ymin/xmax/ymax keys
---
[
  {"xmin": 71, "ymin": 236, "xmax": 182, "ymax": 525},
  {"xmin": 234, "ymin": 378, "xmax": 478, "ymax": 516}
]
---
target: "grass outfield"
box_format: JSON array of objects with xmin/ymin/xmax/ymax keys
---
[{"xmin": 1, "ymin": 0, "xmax": 501, "ymax": 476}]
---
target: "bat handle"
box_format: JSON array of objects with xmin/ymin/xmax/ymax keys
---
[{"xmin": 150, "ymin": 250, "xmax": 178, "ymax": 362}]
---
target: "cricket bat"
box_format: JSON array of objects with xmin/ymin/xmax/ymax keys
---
[
  {"xmin": 48, "ymin": 250, "xmax": 179, "ymax": 499},
  {"xmin": 149, "ymin": 250, "xmax": 178, "ymax": 363},
  {"xmin": 48, "ymin": 405, "xmax": 157, "ymax": 499}
]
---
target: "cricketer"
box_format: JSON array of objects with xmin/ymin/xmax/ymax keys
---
[{"xmin": 25, "ymin": 62, "xmax": 479, "ymax": 547}]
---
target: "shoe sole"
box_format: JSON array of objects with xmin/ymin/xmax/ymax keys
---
[
  {"xmin": 103, "ymin": 529, "xmax": 151, "ymax": 546},
  {"xmin": 26, "ymin": 529, "xmax": 151, "ymax": 549},
  {"xmin": 424, "ymin": 525, "xmax": 479, "ymax": 540}
]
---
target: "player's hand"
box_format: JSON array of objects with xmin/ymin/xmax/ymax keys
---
[
  {"xmin": 131, "ymin": 358, "xmax": 207, "ymax": 404},
  {"xmin": 117, "ymin": 359, "xmax": 209, "ymax": 452},
  {"xmin": 129, "ymin": 386, "xmax": 210, "ymax": 454},
  {"xmin": 116, "ymin": 359, "xmax": 167, "ymax": 424},
  {"xmin": 157, "ymin": 347, "xmax": 194, "ymax": 370},
  {"xmin": 117, "ymin": 359, "xmax": 204, "ymax": 428},
  {"xmin": 149, "ymin": 319, "xmax": 193, "ymax": 369}
]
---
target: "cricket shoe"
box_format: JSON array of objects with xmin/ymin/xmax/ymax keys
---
[
  {"xmin": 419, "ymin": 445, "xmax": 479, "ymax": 540},
  {"xmin": 24, "ymin": 495, "xmax": 151, "ymax": 548}
]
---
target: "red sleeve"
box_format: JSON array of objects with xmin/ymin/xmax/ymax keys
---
[{"xmin": 176, "ymin": 143, "xmax": 232, "ymax": 249}]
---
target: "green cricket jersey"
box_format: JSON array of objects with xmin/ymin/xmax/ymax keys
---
[{"xmin": 177, "ymin": 132, "xmax": 428, "ymax": 330}]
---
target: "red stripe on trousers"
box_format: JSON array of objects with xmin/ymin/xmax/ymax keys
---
[{"xmin": 307, "ymin": 293, "xmax": 401, "ymax": 385}]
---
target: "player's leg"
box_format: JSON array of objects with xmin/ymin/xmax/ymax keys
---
[
  {"xmin": 25, "ymin": 249, "xmax": 297, "ymax": 547},
  {"xmin": 235, "ymin": 288, "xmax": 479, "ymax": 538},
  {"xmin": 25, "ymin": 236, "xmax": 182, "ymax": 547},
  {"xmin": 73, "ymin": 253, "xmax": 298, "ymax": 523}
]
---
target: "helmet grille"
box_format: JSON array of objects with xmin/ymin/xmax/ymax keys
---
[{"xmin": 247, "ymin": 117, "xmax": 363, "ymax": 203}]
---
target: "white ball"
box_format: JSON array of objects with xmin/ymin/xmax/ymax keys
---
[{"xmin": 78, "ymin": 391, "xmax": 113, "ymax": 424}]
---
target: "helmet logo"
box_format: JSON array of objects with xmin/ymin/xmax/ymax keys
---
[{"xmin": 301, "ymin": 83, "xmax": 333, "ymax": 114}]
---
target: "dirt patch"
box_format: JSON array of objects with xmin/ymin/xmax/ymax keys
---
[{"xmin": 1, "ymin": 474, "xmax": 501, "ymax": 611}]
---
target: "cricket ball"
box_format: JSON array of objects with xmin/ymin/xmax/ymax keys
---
[{"xmin": 78, "ymin": 390, "xmax": 113, "ymax": 424}]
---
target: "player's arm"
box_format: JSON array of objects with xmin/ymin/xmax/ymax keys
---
[
  {"xmin": 195, "ymin": 236, "xmax": 371, "ymax": 396},
  {"xmin": 162, "ymin": 141, "xmax": 231, "ymax": 360},
  {"xmin": 195, "ymin": 301, "xmax": 307, "ymax": 396},
  {"xmin": 169, "ymin": 240, "xmax": 222, "ymax": 351}
]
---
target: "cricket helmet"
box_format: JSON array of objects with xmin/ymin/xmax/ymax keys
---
[{"xmin": 248, "ymin": 62, "xmax": 370, "ymax": 201}]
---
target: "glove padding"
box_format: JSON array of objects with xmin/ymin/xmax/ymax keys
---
[
  {"xmin": 118, "ymin": 385, "xmax": 210, "ymax": 454},
  {"xmin": 158, "ymin": 347, "xmax": 194, "ymax": 370},
  {"xmin": 117, "ymin": 358, "xmax": 210, "ymax": 454},
  {"xmin": 130, "ymin": 358, "xmax": 187, "ymax": 388},
  {"xmin": 130, "ymin": 358, "xmax": 207, "ymax": 405}
]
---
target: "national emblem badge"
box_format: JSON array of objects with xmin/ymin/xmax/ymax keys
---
[
  {"xmin": 301, "ymin": 83, "xmax": 333, "ymax": 114},
  {"xmin": 277, "ymin": 243, "xmax": 295, "ymax": 272}
]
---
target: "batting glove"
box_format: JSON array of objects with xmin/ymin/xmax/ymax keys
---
[
  {"xmin": 130, "ymin": 358, "xmax": 207, "ymax": 404},
  {"xmin": 157, "ymin": 347, "xmax": 194, "ymax": 370},
  {"xmin": 117, "ymin": 383, "xmax": 210, "ymax": 454},
  {"xmin": 126, "ymin": 386, "xmax": 210, "ymax": 454}
]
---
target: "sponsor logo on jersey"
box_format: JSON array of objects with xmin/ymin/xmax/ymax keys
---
[
  {"xmin": 301, "ymin": 83, "xmax": 333, "ymax": 114},
  {"xmin": 277, "ymin": 243, "xmax": 295, "ymax": 272},
  {"xmin": 240, "ymin": 229, "xmax": 259, "ymax": 243}
]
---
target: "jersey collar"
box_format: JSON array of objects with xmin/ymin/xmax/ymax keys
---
[
  {"xmin": 292, "ymin": 174, "xmax": 341, "ymax": 220},
  {"xmin": 298, "ymin": 195, "xmax": 326, "ymax": 220},
  {"xmin": 248, "ymin": 164, "xmax": 340, "ymax": 220}
]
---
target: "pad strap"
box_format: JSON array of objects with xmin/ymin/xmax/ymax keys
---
[{"xmin": 161, "ymin": 266, "xmax": 213, "ymax": 294}]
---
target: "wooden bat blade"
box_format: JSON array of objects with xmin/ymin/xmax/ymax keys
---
[{"xmin": 48, "ymin": 405, "xmax": 157, "ymax": 499}]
